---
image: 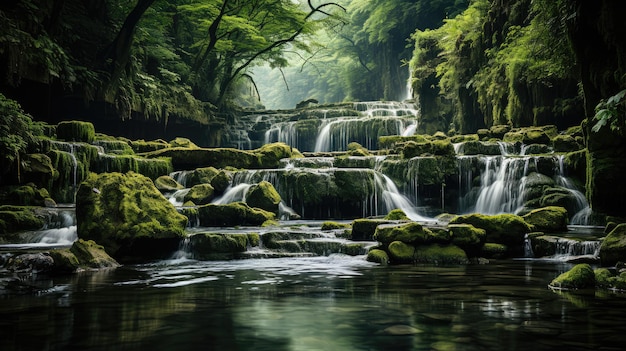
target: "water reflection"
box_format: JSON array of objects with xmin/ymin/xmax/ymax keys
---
[{"xmin": 2, "ymin": 259, "xmax": 626, "ymax": 350}]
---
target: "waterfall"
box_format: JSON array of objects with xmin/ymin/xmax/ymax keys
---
[
  {"xmin": 553, "ymin": 238, "xmax": 601, "ymax": 259},
  {"xmin": 374, "ymin": 173, "xmax": 430, "ymax": 221},
  {"xmin": 211, "ymin": 183, "xmax": 253, "ymax": 205},
  {"xmin": 473, "ymin": 157, "xmax": 527, "ymax": 214},
  {"xmin": 555, "ymin": 155, "xmax": 591, "ymax": 224},
  {"xmin": 523, "ymin": 234, "xmax": 534, "ymax": 258}
]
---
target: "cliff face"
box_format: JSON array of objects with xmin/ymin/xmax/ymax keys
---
[{"xmin": 568, "ymin": 1, "xmax": 626, "ymax": 217}]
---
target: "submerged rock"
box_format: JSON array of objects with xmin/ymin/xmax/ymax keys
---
[{"xmin": 76, "ymin": 172, "xmax": 188, "ymax": 261}]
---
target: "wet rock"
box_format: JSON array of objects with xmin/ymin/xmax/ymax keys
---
[
  {"xmin": 380, "ymin": 324, "xmax": 422, "ymax": 335},
  {"xmin": 154, "ymin": 175, "xmax": 184, "ymax": 192},
  {"xmin": 448, "ymin": 224, "xmax": 486, "ymax": 255},
  {"xmin": 522, "ymin": 206, "xmax": 568, "ymax": 232},
  {"xmin": 351, "ymin": 219, "xmax": 393, "ymax": 241},
  {"xmin": 57, "ymin": 120, "xmax": 95, "ymax": 143},
  {"xmin": 599, "ymin": 223, "xmax": 626, "ymax": 266},
  {"xmin": 189, "ymin": 233, "xmax": 249, "ymax": 259},
  {"xmin": 211, "ymin": 170, "xmax": 231, "ymax": 195},
  {"xmin": 549, "ymin": 263, "xmax": 595, "ymax": 290},
  {"xmin": 414, "ymin": 244, "xmax": 469, "ymax": 265},
  {"xmin": 384, "ymin": 209, "xmax": 409, "ymax": 220},
  {"xmin": 594, "ymin": 268, "xmax": 626, "ymax": 290},
  {"xmin": 0, "ymin": 205, "xmax": 45, "ymax": 235},
  {"xmin": 480, "ymin": 243, "xmax": 508, "ymax": 259},
  {"xmin": 6, "ymin": 253, "xmax": 54, "ymax": 273},
  {"xmin": 245, "ymin": 181, "xmax": 281, "ymax": 214},
  {"xmin": 76, "ymin": 172, "xmax": 188, "ymax": 261},
  {"xmin": 197, "ymin": 202, "xmax": 275, "ymax": 227},
  {"xmin": 388, "ymin": 241, "xmax": 415, "ymax": 263},
  {"xmin": 184, "ymin": 184, "xmax": 215, "ymax": 205},
  {"xmin": 375, "ymin": 222, "xmax": 449, "ymax": 246},
  {"xmin": 449, "ymin": 213, "xmax": 531, "ymax": 248}
]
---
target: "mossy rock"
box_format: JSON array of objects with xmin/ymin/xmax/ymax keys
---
[
  {"xmin": 388, "ymin": 240, "xmax": 415, "ymax": 263},
  {"xmin": 351, "ymin": 219, "xmax": 394, "ymax": 241},
  {"xmin": 211, "ymin": 170, "xmax": 231, "ymax": 195},
  {"xmin": 594, "ymin": 268, "xmax": 626, "ymax": 290},
  {"xmin": 57, "ymin": 121, "xmax": 95, "ymax": 143},
  {"xmin": 247, "ymin": 233, "xmax": 260, "ymax": 247},
  {"xmin": 48, "ymin": 249, "xmax": 81, "ymax": 273},
  {"xmin": 245, "ymin": 181, "xmax": 281, "ymax": 214},
  {"xmin": 170, "ymin": 137, "xmax": 199, "ymax": 148},
  {"xmin": 93, "ymin": 140, "xmax": 134, "ymax": 155},
  {"xmin": 384, "ymin": 209, "xmax": 409, "ymax": 220},
  {"xmin": 366, "ymin": 248, "xmax": 389, "ymax": 265},
  {"xmin": 189, "ymin": 233, "xmax": 249, "ymax": 259},
  {"xmin": 7, "ymin": 184, "xmax": 50, "ymax": 206},
  {"xmin": 530, "ymin": 235, "xmax": 558, "ymax": 257},
  {"xmin": 321, "ymin": 221, "xmax": 350, "ymax": 230},
  {"xmin": 523, "ymin": 206, "xmax": 568, "ymax": 232},
  {"xmin": 130, "ymin": 139, "xmax": 170, "ymax": 153},
  {"xmin": 21, "ymin": 153, "xmax": 55, "ymax": 186},
  {"xmin": 489, "ymin": 125, "xmax": 511, "ymax": 139},
  {"xmin": 185, "ymin": 167, "xmax": 220, "ymax": 187},
  {"xmin": 539, "ymin": 190, "xmax": 580, "ymax": 215},
  {"xmin": 145, "ymin": 147, "xmax": 258, "ymax": 170},
  {"xmin": 0, "ymin": 205, "xmax": 45, "ymax": 235},
  {"xmin": 379, "ymin": 135, "xmax": 430, "ymax": 149},
  {"xmin": 93, "ymin": 154, "xmax": 173, "ymax": 180},
  {"xmin": 455, "ymin": 141, "xmax": 502, "ymax": 155},
  {"xmin": 448, "ymin": 224, "xmax": 486, "ymax": 256},
  {"xmin": 400, "ymin": 139, "xmax": 455, "ymax": 158},
  {"xmin": 347, "ymin": 142, "xmax": 370, "ymax": 156},
  {"xmin": 254, "ymin": 142, "xmax": 302, "ymax": 168},
  {"xmin": 549, "ymin": 263, "xmax": 595, "ymax": 290},
  {"xmin": 414, "ymin": 244, "xmax": 469, "ymax": 264},
  {"xmin": 197, "ymin": 202, "xmax": 275, "ymax": 227},
  {"xmin": 154, "ymin": 175, "xmax": 184, "ymax": 192},
  {"xmin": 76, "ymin": 172, "xmax": 188, "ymax": 261},
  {"xmin": 552, "ymin": 134, "xmax": 582, "ymax": 152},
  {"xmin": 375, "ymin": 222, "xmax": 449, "ymax": 246},
  {"xmin": 184, "ymin": 184, "xmax": 215, "ymax": 205},
  {"xmin": 523, "ymin": 128, "xmax": 551, "ymax": 145},
  {"xmin": 69, "ymin": 239, "xmax": 120, "ymax": 269},
  {"xmin": 480, "ymin": 243, "xmax": 508, "ymax": 259},
  {"xmin": 523, "ymin": 144, "xmax": 552, "ymax": 155},
  {"xmin": 599, "ymin": 223, "xmax": 626, "ymax": 266},
  {"xmin": 449, "ymin": 213, "xmax": 531, "ymax": 248}
]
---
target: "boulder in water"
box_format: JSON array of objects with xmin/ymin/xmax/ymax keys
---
[
  {"xmin": 384, "ymin": 209, "xmax": 409, "ymax": 220},
  {"xmin": 599, "ymin": 223, "xmax": 626, "ymax": 266},
  {"xmin": 350, "ymin": 219, "xmax": 393, "ymax": 240},
  {"xmin": 184, "ymin": 183, "xmax": 215, "ymax": 205},
  {"xmin": 549, "ymin": 263, "xmax": 595, "ymax": 290},
  {"xmin": 374, "ymin": 222, "xmax": 449, "ymax": 246},
  {"xmin": 480, "ymin": 243, "xmax": 508, "ymax": 258},
  {"xmin": 197, "ymin": 202, "xmax": 275, "ymax": 227},
  {"xmin": 154, "ymin": 175, "xmax": 184, "ymax": 192},
  {"xmin": 448, "ymin": 224, "xmax": 486, "ymax": 255},
  {"xmin": 76, "ymin": 172, "xmax": 188, "ymax": 261},
  {"xmin": 449, "ymin": 213, "xmax": 531, "ymax": 249},
  {"xmin": 211, "ymin": 170, "xmax": 231, "ymax": 195},
  {"xmin": 523, "ymin": 206, "xmax": 568, "ymax": 232},
  {"xmin": 366, "ymin": 248, "xmax": 389, "ymax": 265},
  {"xmin": 414, "ymin": 244, "xmax": 469, "ymax": 264},
  {"xmin": 594, "ymin": 268, "xmax": 626, "ymax": 290},
  {"xmin": 189, "ymin": 233, "xmax": 250, "ymax": 260},
  {"xmin": 388, "ymin": 240, "xmax": 415, "ymax": 263},
  {"xmin": 245, "ymin": 181, "xmax": 281, "ymax": 214}
]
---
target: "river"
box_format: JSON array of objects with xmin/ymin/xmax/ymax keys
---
[{"xmin": 1, "ymin": 247, "xmax": 625, "ymax": 350}]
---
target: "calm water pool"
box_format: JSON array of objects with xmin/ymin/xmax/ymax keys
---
[{"xmin": 1, "ymin": 255, "xmax": 625, "ymax": 351}]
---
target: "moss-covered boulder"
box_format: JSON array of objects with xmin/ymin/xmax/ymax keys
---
[
  {"xmin": 7, "ymin": 184, "xmax": 52, "ymax": 206},
  {"xmin": 170, "ymin": 137, "xmax": 199, "ymax": 148},
  {"xmin": 480, "ymin": 243, "xmax": 508, "ymax": 258},
  {"xmin": 388, "ymin": 240, "xmax": 415, "ymax": 263},
  {"xmin": 197, "ymin": 202, "xmax": 275, "ymax": 227},
  {"xmin": 189, "ymin": 233, "xmax": 249, "ymax": 259},
  {"xmin": 549, "ymin": 263, "xmax": 595, "ymax": 290},
  {"xmin": 5, "ymin": 253, "xmax": 54, "ymax": 273},
  {"xmin": 321, "ymin": 221, "xmax": 351, "ymax": 231},
  {"xmin": 599, "ymin": 223, "xmax": 626, "ymax": 266},
  {"xmin": 76, "ymin": 172, "xmax": 188, "ymax": 261},
  {"xmin": 145, "ymin": 147, "xmax": 258, "ymax": 170},
  {"xmin": 530, "ymin": 235, "xmax": 558, "ymax": 257},
  {"xmin": 400, "ymin": 139, "xmax": 455, "ymax": 158},
  {"xmin": 366, "ymin": 248, "xmax": 389, "ymax": 265},
  {"xmin": 245, "ymin": 181, "xmax": 281, "ymax": 214},
  {"xmin": 0, "ymin": 205, "xmax": 45, "ymax": 235},
  {"xmin": 414, "ymin": 244, "xmax": 469, "ymax": 264},
  {"xmin": 374, "ymin": 222, "xmax": 449, "ymax": 246},
  {"xmin": 594, "ymin": 268, "xmax": 626, "ymax": 290},
  {"xmin": 455, "ymin": 141, "xmax": 502, "ymax": 155},
  {"xmin": 448, "ymin": 224, "xmax": 486, "ymax": 256},
  {"xmin": 211, "ymin": 170, "xmax": 231, "ymax": 195},
  {"xmin": 523, "ymin": 206, "xmax": 568, "ymax": 232},
  {"xmin": 21, "ymin": 153, "xmax": 56, "ymax": 186},
  {"xmin": 384, "ymin": 209, "xmax": 409, "ymax": 220},
  {"xmin": 351, "ymin": 219, "xmax": 394, "ymax": 241},
  {"xmin": 449, "ymin": 213, "xmax": 531, "ymax": 248},
  {"xmin": 57, "ymin": 121, "xmax": 95, "ymax": 143},
  {"xmin": 254, "ymin": 142, "xmax": 302, "ymax": 168},
  {"xmin": 539, "ymin": 189, "xmax": 580, "ymax": 215},
  {"xmin": 130, "ymin": 139, "xmax": 170, "ymax": 153},
  {"xmin": 552, "ymin": 134, "xmax": 583, "ymax": 152},
  {"xmin": 64, "ymin": 239, "xmax": 120, "ymax": 269},
  {"xmin": 185, "ymin": 167, "xmax": 219, "ymax": 187},
  {"xmin": 154, "ymin": 175, "xmax": 184, "ymax": 192},
  {"xmin": 183, "ymin": 184, "xmax": 215, "ymax": 205}
]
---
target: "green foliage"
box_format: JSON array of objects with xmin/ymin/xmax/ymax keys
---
[
  {"xmin": 592, "ymin": 89, "xmax": 626, "ymax": 134},
  {"xmin": 0, "ymin": 94, "xmax": 43, "ymax": 179}
]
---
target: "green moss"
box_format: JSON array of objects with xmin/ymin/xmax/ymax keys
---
[
  {"xmin": 321, "ymin": 221, "xmax": 350, "ymax": 230},
  {"xmin": 599, "ymin": 223, "xmax": 626, "ymax": 266},
  {"xmin": 384, "ymin": 209, "xmax": 409, "ymax": 220},
  {"xmin": 448, "ymin": 224, "xmax": 486, "ymax": 255},
  {"xmin": 154, "ymin": 175, "xmax": 184, "ymax": 192},
  {"xmin": 522, "ymin": 206, "xmax": 568, "ymax": 232},
  {"xmin": 379, "ymin": 135, "xmax": 430, "ymax": 149},
  {"xmin": 93, "ymin": 154, "xmax": 172, "ymax": 180},
  {"xmin": 480, "ymin": 243, "xmax": 508, "ymax": 258},
  {"xmin": 7, "ymin": 184, "xmax": 49, "ymax": 206},
  {"xmin": 247, "ymin": 233, "xmax": 260, "ymax": 247},
  {"xmin": 48, "ymin": 249, "xmax": 81, "ymax": 273},
  {"xmin": 449, "ymin": 213, "xmax": 531, "ymax": 247},
  {"xmin": 145, "ymin": 147, "xmax": 258, "ymax": 170},
  {"xmin": 254, "ymin": 142, "xmax": 302, "ymax": 168},
  {"xmin": 0, "ymin": 205, "xmax": 44, "ymax": 235},
  {"xmin": 594, "ymin": 268, "xmax": 626, "ymax": 290},
  {"xmin": 400, "ymin": 139, "xmax": 455, "ymax": 158},
  {"xmin": 388, "ymin": 240, "xmax": 416, "ymax": 263},
  {"xmin": 367, "ymin": 248, "xmax": 389, "ymax": 265},
  {"xmin": 530, "ymin": 235, "xmax": 558, "ymax": 257},
  {"xmin": 189, "ymin": 233, "xmax": 249, "ymax": 259},
  {"xmin": 549, "ymin": 263, "xmax": 595, "ymax": 290},
  {"xmin": 375, "ymin": 222, "xmax": 448, "ymax": 245},
  {"xmin": 130, "ymin": 139, "xmax": 170, "ymax": 153},
  {"xmin": 93, "ymin": 140, "xmax": 134, "ymax": 155},
  {"xmin": 351, "ymin": 219, "xmax": 392, "ymax": 240},
  {"xmin": 211, "ymin": 170, "xmax": 231, "ymax": 194},
  {"xmin": 170, "ymin": 137, "xmax": 199, "ymax": 148},
  {"xmin": 197, "ymin": 202, "xmax": 275, "ymax": 227},
  {"xmin": 70, "ymin": 239, "xmax": 120, "ymax": 268},
  {"xmin": 76, "ymin": 172, "xmax": 188, "ymax": 260},
  {"xmin": 57, "ymin": 121, "xmax": 95, "ymax": 143},
  {"xmin": 184, "ymin": 184, "xmax": 215, "ymax": 205},
  {"xmin": 245, "ymin": 181, "xmax": 281, "ymax": 213},
  {"xmin": 414, "ymin": 244, "xmax": 469, "ymax": 264},
  {"xmin": 186, "ymin": 167, "xmax": 219, "ymax": 187}
]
